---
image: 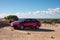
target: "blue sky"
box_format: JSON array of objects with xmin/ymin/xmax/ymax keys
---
[{"xmin": 0, "ymin": 0, "xmax": 60, "ymax": 18}]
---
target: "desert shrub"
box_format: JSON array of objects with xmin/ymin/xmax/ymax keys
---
[{"xmin": 5, "ymin": 15, "xmax": 19, "ymax": 23}]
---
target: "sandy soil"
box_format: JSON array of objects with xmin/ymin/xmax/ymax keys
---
[{"xmin": 0, "ymin": 23, "xmax": 60, "ymax": 40}]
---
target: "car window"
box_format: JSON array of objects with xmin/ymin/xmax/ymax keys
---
[
  {"xmin": 18, "ymin": 19, "xmax": 25, "ymax": 22},
  {"xmin": 25, "ymin": 19, "xmax": 37, "ymax": 22}
]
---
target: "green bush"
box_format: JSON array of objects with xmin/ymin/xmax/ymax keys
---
[{"xmin": 5, "ymin": 15, "xmax": 19, "ymax": 23}]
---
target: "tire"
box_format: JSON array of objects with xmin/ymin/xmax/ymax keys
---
[
  {"xmin": 35, "ymin": 26, "xmax": 39, "ymax": 29},
  {"xmin": 20, "ymin": 26, "xmax": 24, "ymax": 30}
]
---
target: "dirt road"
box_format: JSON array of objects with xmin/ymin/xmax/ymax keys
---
[{"xmin": 0, "ymin": 24, "xmax": 60, "ymax": 40}]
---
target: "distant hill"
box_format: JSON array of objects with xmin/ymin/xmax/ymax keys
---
[{"xmin": 39, "ymin": 19, "xmax": 60, "ymax": 23}]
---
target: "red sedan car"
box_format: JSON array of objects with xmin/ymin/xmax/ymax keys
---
[{"xmin": 11, "ymin": 19, "xmax": 41, "ymax": 29}]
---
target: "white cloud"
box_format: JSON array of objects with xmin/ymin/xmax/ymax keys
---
[{"xmin": 0, "ymin": 8, "xmax": 60, "ymax": 18}]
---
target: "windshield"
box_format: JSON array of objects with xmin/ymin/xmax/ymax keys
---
[{"xmin": 18, "ymin": 19, "xmax": 25, "ymax": 22}]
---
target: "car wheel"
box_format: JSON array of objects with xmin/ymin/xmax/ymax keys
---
[
  {"xmin": 20, "ymin": 26, "xmax": 24, "ymax": 30},
  {"xmin": 35, "ymin": 26, "xmax": 39, "ymax": 29}
]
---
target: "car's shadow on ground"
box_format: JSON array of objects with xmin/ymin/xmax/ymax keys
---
[{"xmin": 18, "ymin": 28, "xmax": 55, "ymax": 32}]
